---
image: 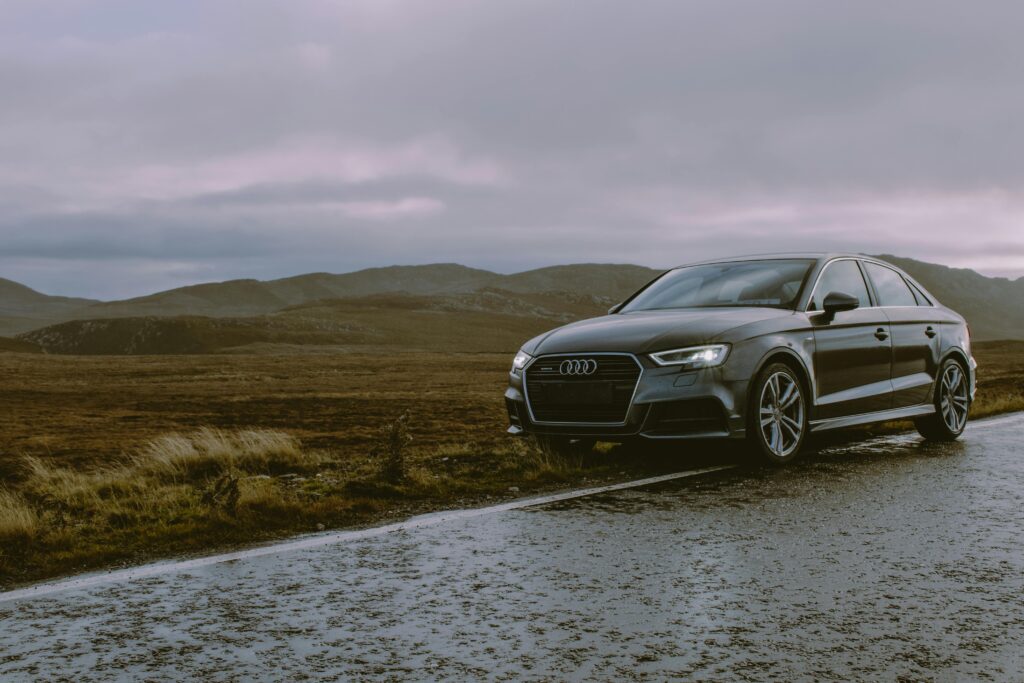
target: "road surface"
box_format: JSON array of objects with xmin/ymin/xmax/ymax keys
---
[{"xmin": 2, "ymin": 414, "xmax": 1023, "ymax": 681}]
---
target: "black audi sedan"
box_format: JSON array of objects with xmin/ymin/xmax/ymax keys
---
[{"xmin": 505, "ymin": 253, "xmax": 976, "ymax": 464}]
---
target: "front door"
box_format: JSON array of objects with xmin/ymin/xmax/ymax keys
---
[{"xmin": 808, "ymin": 259, "xmax": 893, "ymax": 420}]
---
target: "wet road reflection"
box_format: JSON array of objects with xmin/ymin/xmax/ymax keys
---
[{"xmin": 3, "ymin": 416, "xmax": 1023, "ymax": 681}]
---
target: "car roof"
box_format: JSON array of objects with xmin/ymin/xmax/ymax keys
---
[
  {"xmin": 667, "ymin": 252, "xmax": 939, "ymax": 306},
  {"xmin": 672, "ymin": 252, "xmax": 886, "ymax": 268}
]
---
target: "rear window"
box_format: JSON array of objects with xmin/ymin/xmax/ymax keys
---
[
  {"xmin": 863, "ymin": 262, "xmax": 917, "ymax": 307},
  {"xmin": 908, "ymin": 281, "xmax": 932, "ymax": 306}
]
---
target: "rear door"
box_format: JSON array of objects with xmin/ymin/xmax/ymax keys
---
[
  {"xmin": 808, "ymin": 259, "xmax": 893, "ymax": 419},
  {"xmin": 861, "ymin": 261, "xmax": 940, "ymax": 408}
]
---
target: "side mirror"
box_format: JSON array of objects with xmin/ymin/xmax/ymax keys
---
[
  {"xmin": 608, "ymin": 303, "xmax": 623, "ymax": 315},
  {"xmin": 822, "ymin": 291, "xmax": 860, "ymax": 315}
]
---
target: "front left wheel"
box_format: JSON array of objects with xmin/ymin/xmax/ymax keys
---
[{"xmin": 748, "ymin": 362, "xmax": 808, "ymax": 465}]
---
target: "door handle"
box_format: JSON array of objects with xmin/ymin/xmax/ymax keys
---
[
  {"xmin": 925, "ymin": 326, "xmax": 937, "ymax": 338},
  {"xmin": 874, "ymin": 327, "xmax": 889, "ymax": 341}
]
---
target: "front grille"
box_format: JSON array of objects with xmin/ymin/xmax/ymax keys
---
[{"xmin": 524, "ymin": 354, "xmax": 642, "ymax": 424}]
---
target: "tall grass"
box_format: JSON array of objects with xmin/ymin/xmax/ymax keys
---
[
  {"xmin": 1, "ymin": 429, "xmax": 334, "ymax": 583},
  {"xmin": 971, "ymin": 392, "xmax": 1024, "ymax": 419},
  {"xmin": 21, "ymin": 456, "xmax": 135, "ymax": 510},
  {"xmin": 131, "ymin": 428, "xmax": 315, "ymax": 482},
  {"xmin": 12, "ymin": 428, "xmax": 322, "ymax": 542},
  {"xmin": 0, "ymin": 489, "xmax": 39, "ymax": 545}
]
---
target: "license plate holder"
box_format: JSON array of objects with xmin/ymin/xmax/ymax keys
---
[{"xmin": 544, "ymin": 381, "xmax": 614, "ymax": 406}]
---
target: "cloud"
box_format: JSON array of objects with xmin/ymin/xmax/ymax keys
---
[
  {"xmin": 104, "ymin": 136, "xmax": 507, "ymax": 203},
  {"xmin": 2, "ymin": 0, "xmax": 1024, "ymax": 298},
  {"xmin": 334, "ymin": 197, "xmax": 444, "ymax": 220}
]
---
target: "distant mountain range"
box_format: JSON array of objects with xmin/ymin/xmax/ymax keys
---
[
  {"xmin": 2, "ymin": 257, "xmax": 1022, "ymax": 354},
  {"xmin": 0, "ymin": 263, "xmax": 659, "ymax": 335}
]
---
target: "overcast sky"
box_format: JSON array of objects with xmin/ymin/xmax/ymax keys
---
[{"xmin": 3, "ymin": 0, "xmax": 1024, "ymax": 299}]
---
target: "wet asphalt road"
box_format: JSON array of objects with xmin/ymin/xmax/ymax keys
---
[{"xmin": 2, "ymin": 415, "xmax": 1024, "ymax": 682}]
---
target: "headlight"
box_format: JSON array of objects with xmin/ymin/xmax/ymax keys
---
[
  {"xmin": 649, "ymin": 344, "xmax": 730, "ymax": 368},
  {"xmin": 511, "ymin": 350, "xmax": 532, "ymax": 374}
]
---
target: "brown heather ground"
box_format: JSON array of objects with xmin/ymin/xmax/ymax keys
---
[{"xmin": 0, "ymin": 341, "xmax": 1021, "ymax": 587}]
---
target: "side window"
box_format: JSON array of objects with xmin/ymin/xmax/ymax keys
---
[
  {"xmin": 908, "ymin": 281, "xmax": 932, "ymax": 306},
  {"xmin": 808, "ymin": 260, "xmax": 871, "ymax": 310},
  {"xmin": 863, "ymin": 262, "xmax": 917, "ymax": 307}
]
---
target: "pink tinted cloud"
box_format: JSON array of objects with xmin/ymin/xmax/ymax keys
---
[
  {"xmin": 611, "ymin": 188, "xmax": 1024, "ymax": 276},
  {"xmin": 119, "ymin": 136, "xmax": 509, "ymax": 201},
  {"xmin": 4, "ymin": 135, "xmax": 509, "ymax": 209},
  {"xmin": 334, "ymin": 196, "xmax": 445, "ymax": 220}
]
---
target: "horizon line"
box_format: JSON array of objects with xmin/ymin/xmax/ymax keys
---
[{"xmin": 3, "ymin": 253, "xmax": 1021, "ymax": 303}]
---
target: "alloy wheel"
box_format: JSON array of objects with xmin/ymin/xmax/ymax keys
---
[
  {"xmin": 759, "ymin": 371, "xmax": 805, "ymax": 458},
  {"xmin": 940, "ymin": 363, "xmax": 969, "ymax": 433}
]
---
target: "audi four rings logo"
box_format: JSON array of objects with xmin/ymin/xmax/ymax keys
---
[{"xmin": 559, "ymin": 359, "xmax": 598, "ymax": 376}]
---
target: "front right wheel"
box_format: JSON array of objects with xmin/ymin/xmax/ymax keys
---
[
  {"xmin": 748, "ymin": 362, "xmax": 808, "ymax": 465},
  {"xmin": 914, "ymin": 359, "xmax": 970, "ymax": 441}
]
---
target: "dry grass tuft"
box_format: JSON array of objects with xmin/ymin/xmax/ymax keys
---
[
  {"xmin": 20, "ymin": 456, "xmax": 139, "ymax": 511},
  {"xmin": 972, "ymin": 392, "xmax": 1024, "ymax": 419},
  {"xmin": 235, "ymin": 477, "xmax": 293, "ymax": 518},
  {"xmin": 373, "ymin": 413, "xmax": 413, "ymax": 483},
  {"xmin": 0, "ymin": 427, "xmax": 342, "ymax": 583},
  {"xmin": 0, "ymin": 489, "xmax": 40, "ymax": 545},
  {"xmin": 423, "ymin": 436, "xmax": 589, "ymax": 487},
  {"xmin": 131, "ymin": 428, "xmax": 313, "ymax": 482},
  {"xmin": 6, "ymin": 428, "xmax": 318, "ymax": 563},
  {"xmin": 18, "ymin": 429, "xmax": 315, "ymax": 519}
]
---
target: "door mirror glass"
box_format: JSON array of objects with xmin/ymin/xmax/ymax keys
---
[{"xmin": 823, "ymin": 291, "xmax": 860, "ymax": 314}]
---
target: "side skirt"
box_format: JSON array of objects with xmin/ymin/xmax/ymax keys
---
[{"xmin": 810, "ymin": 404, "xmax": 935, "ymax": 433}]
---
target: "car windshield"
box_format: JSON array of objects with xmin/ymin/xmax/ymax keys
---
[{"xmin": 621, "ymin": 259, "xmax": 815, "ymax": 312}]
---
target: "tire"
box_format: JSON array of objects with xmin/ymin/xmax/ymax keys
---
[
  {"xmin": 747, "ymin": 362, "xmax": 809, "ymax": 465},
  {"xmin": 915, "ymin": 358, "xmax": 970, "ymax": 441}
]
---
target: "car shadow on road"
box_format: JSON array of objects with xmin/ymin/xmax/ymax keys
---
[{"xmin": 597, "ymin": 426, "xmax": 967, "ymax": 477}]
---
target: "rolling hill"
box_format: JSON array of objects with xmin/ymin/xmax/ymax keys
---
[
  {"xmin": 0, "ymin": 277, "xmax": 99, "ymax": 336},
  {"xmin": 20, "ymin": 289, "xmax": 610, "ymax": 355},
  {"xmin": 0, "ymin": 263, "xmax": 659, "ymax": 334},
  {"xmin": 0, "ymin": 336, "xmax": 41, "ymax": 353},
  {"xmin": 83, "ymin": 264, "xmax": 504, "ymax": 319},
  {"xmin": 4, "ymin": 256, "xmax": 1023, "ymax": 354},
  {"xmin": 77, "ymin": 263, "xmax": 656, "ymax": 319}
]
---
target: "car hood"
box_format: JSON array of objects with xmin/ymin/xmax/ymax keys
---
[{"xmin": 525, "ymin": 307, "xmax": 795, "ymax": 355}]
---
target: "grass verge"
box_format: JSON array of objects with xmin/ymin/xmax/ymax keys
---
[
  {"xmin": 0, "ymin": 427, "xmax": 634, "ymax": 587},
  {"xmin": 1, "ymin": 341, "xmax": 1021, "ymax": 588}
]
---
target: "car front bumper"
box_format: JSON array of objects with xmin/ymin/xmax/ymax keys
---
[{"xmin": 505, "ymin": 353, "xmax": 749, "ymax": 441}]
